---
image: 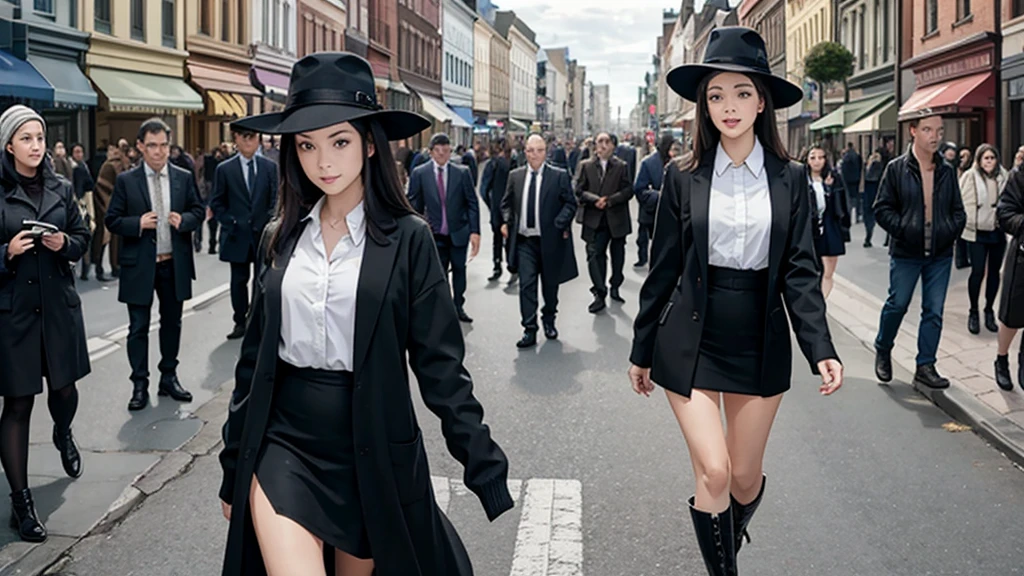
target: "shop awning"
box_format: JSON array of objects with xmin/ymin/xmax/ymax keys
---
[
  {"xmin": 0, "ymin": 50, "xmax": 53, "ymax": 103},
  {"xmin": 419, "ymin": 93, "xmax": 459, "ymax": 125},
  {"xmin": 506, "ymin": 117, "xmax": 529, "ymax": 132},
  {"xmin": 844, "ymin": 97, "xmax": 897, "ymax": 134},
  {"xmin": 89, "ymin": 67, "xmax": 203, "ymax": 113},
  {"xmin": 207, "ymin": 91, "xmax": 247, "ymax": 118},
  {"xmin": 809, "ymin": 94, "xmax": 890, "ymax": 132},
  {"xmin": 389, "ymin": 81, "xmax": 410, "ymax": 95},
  {"xmin": 251, "ymin": 67, "xmax": 290, "ymax": 98},
  {"xmin": 188, "ymin": 63, "xmax": 261, "ymax": 97},
  {"xmin": 27, "ymin": 54, "xmax": 96, "ymax": 107},
  {"xmin": 449, "ymin": 106, "xmax": 474, "ymax": 129},
  {"xmin": 898, "ymin": 72, "xmax": 995, "ymax": 121}
]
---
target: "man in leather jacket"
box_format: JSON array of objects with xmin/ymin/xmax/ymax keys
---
[{"xmin": 871, "ymin": 114, "xmax": 966, "ymax": 390}]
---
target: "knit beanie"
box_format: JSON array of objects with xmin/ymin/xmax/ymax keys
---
[{"xmin": 0, "ymin": 105, "xmax": 47, "ymax": 150}]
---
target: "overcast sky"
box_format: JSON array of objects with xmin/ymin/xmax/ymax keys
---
[{"xmin": 496, "ymin": 0, "xmax": 719, "ymax": 117}]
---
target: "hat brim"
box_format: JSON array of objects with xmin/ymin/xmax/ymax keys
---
[
  {"xmin": 666, "ymin": 64, "xmax": 804, "ymax": 109},
  {"xmin": 232, "ymin": 104, "xmax": 432, "ymax": 141}
]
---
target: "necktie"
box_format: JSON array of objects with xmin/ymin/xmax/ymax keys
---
[
  {"xmin": 527, "ymin": 170, "xmax": 538, "ymax": 230},
  {"xmin": 153, "ymin": 172, "xmax": 170, "ymax": 253},
  {"xmin": 437, "ymin": 166, "xmax": 448, "ymax": 236},
  {"xmin": 247, "ymin": 159, "xmax": 255, "ymax": 197}
]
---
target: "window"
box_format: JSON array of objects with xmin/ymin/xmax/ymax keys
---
[
  {"xmin": 283, "ymin": 3, "xmax": 290, "ymax": 50},
  {"xmin": 199, "ymin": 0, "xmax": 211, "ymax": 34},
  {"xmin": 94, "ymin": 0, "xmax": 111, "ymax": 34},
  {"xmin": 957, "ymin": 0, "xmax": 971, "ymax": 21},
  {"xmin": 360, "ymin": 0, "xmax": 368, "ymax": 34},
  {"xmin": 882, "ymin": 0, "xmax": 891, "ymax": 60},
  {"xmin": 237, "ymin": 0, "xmax": 245, "ymax": 43},
  {"xmin": 927, "ymin": 0, "xmax": 938, "ymax": 33},
  {"xmin": 33, "ymin": 0, "xmax": 53, "ymax": 16},
  {"xmin": 1016, "ymin": 0, "xmax": 1024, "ymax": 19},
  {"xmin": 221, "ymin": 0, "xmax": 230, "ymax": 41},
  {"xmin": 131, "ymin": 0, "xmax": 145, "ymax": 41},
  {"xmin": 262, "ymin": 0, "xmax": 269, "ymax": 41},
  {"xmin": 858, "ymin": 9, "xmax": 865, "ymax": 69},
  {"xmin": 69, "ymin": 0, "xmax": 77, "ymax": 27},
  {"xmin": 272, "ymin": 0, "xmax": 280, "ymax": 47},
  {"xmin": 162, "ymin": 0, "xmax": 176, "ymax": 48}
]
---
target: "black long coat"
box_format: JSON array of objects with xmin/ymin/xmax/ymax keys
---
[
  {"xmin": 575, "ymin": 155, "xmax": 634, "ymax": 239},
  {"xmin": 630, "ymin": 152, "xmax": 839, "ymax": 397},
  {"xmin": 219, "ymin": 213, "xmax": 514, "ymax": 576},
  {"xmin": 208, "ymin": 154, "xmax": 278, "ymax": 264},
  {"xmin": 501, "ymin": 164, "xmax": 579, "ymax": 283},
  {"xmin": 997, "ymin": 170, "xmax": 1024, "ymax": 328},
  {"xmin": 479, "ymin": 156, "xmax": 510, "ymax": 229},
  {"xmin": 0, "ymin": 158, "xmax": 91, "ymax": 395}
]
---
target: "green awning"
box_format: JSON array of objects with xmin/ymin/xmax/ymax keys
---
[
  {"xmin": 89, "ymin": 67, "xmax": 203, "ymax": 114},
  {"xmin": 27, "ymin": 54, "xmax": 97, "ymax": 107},
  {"xmin": 809, "ymin": 94, "xmax": 891, "ymax": 132},
  {"xmin": 844, "ymin": 96, "xmax": 897, "ymax": 134}
]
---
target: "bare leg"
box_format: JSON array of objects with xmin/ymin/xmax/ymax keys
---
[
  {"xmin": 250, "ymin": 476, "xmax": 328, "ymax": 576},
  {"xmin": 723, "ymin": 392, "xmax": 784, "ymax": 504},
  {"xmin": 665, "ymin": 388, "xmax": 730, "ymax": 513},
  {"xmin": 997, "ymin": 323, "xmax": 1019, "ymax": 356},
  {"xmin": 335, "ymin": 549, "xmax": 375, "ymax": 576},
  {"xmin": 821, "ymin": 256, "xmax": 838, "ymax": 300}
]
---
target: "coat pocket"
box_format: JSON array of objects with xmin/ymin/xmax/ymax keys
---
[{"xmin": 388, "ymin": 429, "xmax": 430, "ymax": 506}]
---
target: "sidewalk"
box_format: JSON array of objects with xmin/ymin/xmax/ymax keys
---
[{"xmin": 829, "ymin": 270, "xmax": 1024, "ymax": 468}]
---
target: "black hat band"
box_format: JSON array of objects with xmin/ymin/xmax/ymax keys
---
[
  {"xmin": 286, "ymin": 88, "xmax": 383, "ymax": 111},
  {"xmin": 704, "ymin": 54, "xmax": 769, "ymax": 71}
]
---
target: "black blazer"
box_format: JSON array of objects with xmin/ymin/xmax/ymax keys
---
[
  {"xmin": 407, "ymin": 162, "xmax": 480, "ymax": 247},
  {"xmin": 575, "ymin": 155, "xmax": 634, "ymax": 239},
  {"xmin": 479, "ymin": 155, "xmax": 510, "ymax": 228},
  {"xmin": 209, "ymin": 154, "xmax": 279, "ymax": 263},
  {"xmin": 501, "ymin": 164, "xmax": 579, "ymax": 284},
  {"xmin": 105, "ymin": 163, "xmax": 205, "ymax": 306},
  {"xmin": 630, "ymin": 153, "xmax": 839, "ymax": 397},
  {"xmin": 219, "ymin": 214, "xmax": 513, "ymax": 576}
]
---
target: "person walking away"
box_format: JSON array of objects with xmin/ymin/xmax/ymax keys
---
[
  {"xmin": 805, "ymin": 144, "xmax": 850, "ymax": 298},
  {"xmin": 634, "ymin": 133, "xmax": 675, "ymax": 268},
  {"xmin": 90, "ymin": 141, "xmax": 129, "ymax": 282},
  {"xmin": 862, "ymin": 148, "xmax": 884, "ymax": 247},
  {"xmin": 959, "ymin": 144, "xmax": 1008, "ymax": 336},
  {"xmin": 840, "ymin": 142, "xmax": 862, "ymax": 223},
  {"xmin": 479, "ymin": 140, "xmax": 511, "ymax": 282},
  {"xmin": 994, "ymin": 168, "xmax": 1024, "ymax": 391}
]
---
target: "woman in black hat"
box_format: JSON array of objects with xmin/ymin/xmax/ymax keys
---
[
  {"xmin": 217, "ymin": 53, "xmax": 514, "ymax": 576},
  {"xmin": 627, "ymin": 27, "xmax": 843, "ymax": 574}
]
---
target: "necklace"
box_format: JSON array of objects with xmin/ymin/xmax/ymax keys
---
[{"xmin": 321, "ymin": 206, "xmax": 344, "ymax": 230}]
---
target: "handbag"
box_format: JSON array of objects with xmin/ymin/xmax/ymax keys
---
[{"xmin": 955, "ymin": 237, "xmax": 971, "ymax": 270}]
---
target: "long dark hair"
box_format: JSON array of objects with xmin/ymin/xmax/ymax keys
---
[
  {"xmin": 656, "ymin": 133, "xmax": 674, "ymax": 166},
  {"xmin": 270, "ymin": 117, "xmax": 417, "ymax": 258},
  {"xmin": 683, "ymin": 72, "xmax": 789, "ymax": 172},
  {"xmin": 803, "ymin": 143, "xmax": 834, "ymax": 178}
]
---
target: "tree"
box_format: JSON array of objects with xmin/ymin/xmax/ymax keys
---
[{"xmin": 804, "ymin": 42, "xmax": 855, "ymax": 116}]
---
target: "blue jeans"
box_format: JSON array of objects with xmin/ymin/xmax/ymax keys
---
[{"xmin": 874, "ymin": 255, "xmax": 953, "ymax": 366}]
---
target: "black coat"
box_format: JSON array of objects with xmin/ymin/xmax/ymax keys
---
[
  {"xmin": 0, "ymin": 159, "xmax": 91, "ymax": 395},
  {"xmin": 479, "ymin": 156, "xmax": 510, "ymax": 229},
  {"xmin": 575, "ymin": 155, "xmax": 634, "ymax": 239},
  {"xmin": 840, "ymin": 149, "xmax": 863, "ymax": 186},
  {"xmin": 808, "ymin": 169, "xmax": 852, "ymax": 243},
  {"xmin": 614, "ymin": 144, "xmax": 637, "ymax": 183},
  {"xmin": 630, "ymin": 154, "xmax": 839, "ymax": 398},
  {"xmin": 634, "ymin": 153, "xmax": 666, "ymax": 226},
  {"xmin": 872, "ymin": 150, "xmax": 967, "ymax": 260},
  {"xmin": 208, "ymin": 154, "xmax": 279, "ymax": 263},
  {"xmin": 997, "ymin": 170, "xmax": 1024, "ymax": 327},
  {"xmin": 219, "ymin": 214, "xmax": 514, "ymax": 576},
  {"xmin": 105, "ymin": 164, "xmax": 205, "ymax": 306},
  {"xmin": 501, "ymin": 164, "xmax": 579, "ymax": 283},
  {"xmin": 407, "ymin": 162, "xmax": 480, "ymax": 247},
  {"xmin": 462, "ymin": 151, "xmax": 479, "ymax": 186}
]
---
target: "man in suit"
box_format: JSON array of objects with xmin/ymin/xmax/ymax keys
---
[
  {"xmin": 576, "ymin": 132, "xmax": 633, "ymax": 313},
  {"xmin": 408, "ymin": 133, "xmax": 480, "ymax": 322},
  {"xmin": 613, "ymin": 133, "xmax": 638, "ymax": 184},
  {"xmin": 480, "ymin": 139, "xmax": 512, "ymax": 282},
  {"xmin": 501, "ymin": 134, "xmax": 578, "ymax": 348},
  {"xmin": 209, "ymin": 126, "xmax": 279, "ymax": 339},
  {"xmin": 105, "ymin": 118, "xmax": 205, "ymax": 411}
]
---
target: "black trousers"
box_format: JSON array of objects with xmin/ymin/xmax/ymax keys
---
[
  {"xmin": 636, "ymin": 222, "xmax": 653, "ymax": 264},
  {"xmin": 845, "ymin": 180, "xmax": 861, "ymax": 222},
  {"xmin": 517, "ymin": 235, "xmax": 558, "ymax": 331},
  {"xmin": 230, "ymin": 248, "xmax": 257, "ymax": 326},
  {"xmin": 435, "ymin": 234, "xmax": 468, "ymax": 308},
  {"xmin": 491, "ymin": 222, "xmax": 507, "ymax": 270},
  {"xmin": 967, "ymin": 233, "xmax": 1007, "ymax": 312},
  {"xmin": 207, "ymin": 219, "xmax": 220, "ymax": 251},
  {"xmin": 586, "ymin": 226, "xmax": 625, "ymax": 297},
  {"xmin": 126, "ymin": 260, "xmax": 183, "ymax": 388}
]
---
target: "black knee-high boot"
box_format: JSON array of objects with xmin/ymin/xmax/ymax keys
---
[
  {"xmin": 731, "ymin": 474, "xmax": 766, "ymax": 553},
  {"xmin": 688, "ymin": 497, "xmax": 738, "ymax": 576}
]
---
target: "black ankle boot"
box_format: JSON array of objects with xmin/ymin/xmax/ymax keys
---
[
  {"xmin": 9, "ymin": 489, "xmax": 46, "ymax": 543},
  {"xmin": 731, "ymin": 474, "xmax": 766, "ymax": 553},
  {"xmin": 688, "ymin": 497, "xmax": 738, "ymax": 576},
  {"xmin": 53, "ymin": 425, "xmax": 83, "ymax": 478},
  {"xmin": 996, "ymin": 355, "xmax": 1013, "ymax": 391}
]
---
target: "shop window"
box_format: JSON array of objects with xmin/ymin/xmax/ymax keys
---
[
  {"xmin": 130, "ymin": 0, "xmax": 145, "ymax": 41},
  {"xmin": 94, "ymin": 0, "xmax": 111, "ymax": 34}
]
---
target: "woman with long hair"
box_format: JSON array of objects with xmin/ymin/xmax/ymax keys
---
[
  {"xmin": 959, "ymin": 144, "xmax": 1009, "ymax": 335},
  {"xmin": 218, "ymin": 53, "xmax": 514, "ymax": 576},
  {"xmin": 804, "ymin": 143, "xmax": 851, "ymax": 298},
  {"xmin": 628, "ymin": 27, "xmax": 843, "ymax": 574},
  {"xmin": 0, "ymin": 105, "xmax": 91, "ymax": 542}
]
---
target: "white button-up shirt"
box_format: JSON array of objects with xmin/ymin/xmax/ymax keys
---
[
  {"xmin": 278, "ymin": 197, "xmax": 366, "ymax": 371},
  {"xmin": 143, "ymin": 162, "xmax": 172, "ymax": 255},
  {"xmin": 708, "ymin": 138, "xmax": 772, "ymax": 271},
  {"xmin": 519, "ymin": 165, "xmax": 543, "ymax": 237}
]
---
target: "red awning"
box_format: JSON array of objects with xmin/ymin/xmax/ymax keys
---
[{"xmin": 898, "ymin": 72, "xmax": 994, "ymax": 121}]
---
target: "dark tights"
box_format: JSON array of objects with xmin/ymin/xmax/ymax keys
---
[
  {"xmin": 967, "ymin": 238, "xmax": 1007, "ymax": 312},
  {"xmin": 1, "ymin": 385, "xmax": 79, "ymax": 493}
]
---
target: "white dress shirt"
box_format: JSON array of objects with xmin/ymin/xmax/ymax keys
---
[
  {"xmin": 708, "ymin": 138, "xmax": 772, "ymax": 271},
  {"xmin": 519, "ymin": 165, "xmax": 543, "ymax": 237},
  {"xmin": 143, "ymin": 162, "xmax": 172, "ymax": 255},
  {"xmin": 239, "ymin": 154, "xmax": 257, "ymax": 190},
  {"xmin": 811, "ymin": 179, "xmax": 827, "ymax": 221},
  {"xmin": 278, "ymin": 197, "xmax": 366, "ymax": 371}
]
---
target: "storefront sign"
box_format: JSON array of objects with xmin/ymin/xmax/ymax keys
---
[{"xmin": 916, "ymin": 52, "xmax": 992, "ymax": 87}]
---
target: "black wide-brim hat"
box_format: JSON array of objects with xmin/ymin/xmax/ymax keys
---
[
  {"xmin": 232, "ymin": 52, "xmax": 430, "ymax": 140},
  {"xmin": 667, "ymin": 26, "xmax": 803, "ymax": 109}
]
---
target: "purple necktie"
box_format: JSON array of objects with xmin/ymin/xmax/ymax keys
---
[{"xmin": 437, "ymin": 166, "xmax": 448, "ymax": 235}]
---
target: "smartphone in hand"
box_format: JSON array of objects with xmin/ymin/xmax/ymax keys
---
[{"xmin": 21, "ymin": 220, "xmax": 59, "ymax": 239}]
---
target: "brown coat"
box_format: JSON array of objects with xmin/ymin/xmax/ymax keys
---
[{"xmin": 574, "ymin": 155, "xmax": 634, "ymax": 239}]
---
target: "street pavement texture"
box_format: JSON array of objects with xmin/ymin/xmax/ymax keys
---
[{"xmin": 2, "ymin": 218, "xmax": 1024, "ymax": 575}]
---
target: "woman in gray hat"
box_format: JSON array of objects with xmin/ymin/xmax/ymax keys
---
[{"xmin": 0, "ymin": 104, "xmax": 91, "ymax": 543}]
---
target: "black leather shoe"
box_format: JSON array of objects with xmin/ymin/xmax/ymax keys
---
[
  {"xmin": 52, "ymin": 426, "xmax": 83, "ymax": 479},
  {"xmin": 208, "ymin": 246, "xmax": 217, "ymax": 255},
  {"xmin": 996, "ymin": 355, "xmax": 1014, "ymax": 391},
  {"xmin": 863, "ymin": 239, "xmax": 872, "ymax": 248},
  {"xmin": 516, "ymin": 331, "xmax": 537, "ymax": 349},
  {"xmin": 111, "ymin": 267, "xmax": 120, "ymax": 278},
  {"xmin": 731, "ymin": 474, "xmax": 765, "ymax": 554},
  {"xmin": 588, "ymin": 296, "xmax": 606, "ymax": 314},
  {"xmin": 79, "ymin": 266, "xmax": 89, "ymax": 281},
  {"xmin": 456, "ymin": 308, "xmax": 473, "ymax": 323},
  {"xmin": 488, "ymin": 267, "xmax": 502, "ymax": 282},
  {"xmin": 913, "ymin": 364, "xmax": 950, "ymax": 389},
  {"xmin": 9, "ymin": 489, "xmax": 46, "ymax": 543},
  {"xmin": 506, "ymin": 272, "xmax": 518, "ymax": 287},
  {"xmin": 128, "ymin": 387, "xmax": 149, "ymax": 411},
  {"xmin": 968, "ymin": 310, "xmax": 980, "ymax": 335},
  {"xmin": 633, "ymin": 260, "xmax": 647, "ymax": 268},
  {"xmin": 543, "ymin": 321, "xmax": 558, "ymax": 340},
  {"xmin": 226, "ymin": 324, "xmax": 246, "ymax": 340},
  {"xmin": 158, "ymin": 377, "xmax": 193, "ymax": 402},
  {"xmin": 609, "ymin": 288, "xmax": 626, "ymax": 303},
  {"xmin": 985, "ymin": 309, "xmax": 998, "ymax": 333},
  {"xmin": 689, "ymin": 497, "xmax": 738, "ymax": 576},
  {"xmin": 874, "ymin": 349, "xmax": 892, "ymax": 383}
]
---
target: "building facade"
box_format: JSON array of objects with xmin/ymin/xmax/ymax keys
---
[
  {"xmin": 472, "ymin": 15, "xmax": 493, "ymax": 128},
  {"xmin": 442, "ymin": 0, "xmax": 475, "ymax": 145},
  {"xmin": 495, "ymin": 10, "xmax": 538, "ymax": 130},
  {"xmin": 593, "ymin": 84, "xmax": 610, "ymax": 134},
  {"xmin": 739, "ymin": 0, "xmax": 788, "ymax": 150},
  {"xmin": 296, "ymin": 0, "xmax": 346, "ymax": 57},
  {"xmin": 785, "ymin": 0, "xmax": 831, "ymax": 153},
  {"xmin": 250, "ymin": 0, "xmax": 298, "ymax": 115},
  {"xmin": 488, "ymin": 25, "xmax": 510, "ymax": 125},
  {"xmin": 1002, "ymin": 0, "xmax": 1024, "ymax": 155},
  {"xmin": 398, "ymin": 0, "xmax": 443, "ymax": 147},
  {"xmin": 344, "ymin": 0, "xmax": 367, "ymax": 57},
  {"xmin": 567, "ymin": 60, "xmax": 585, "ymax": 137}
]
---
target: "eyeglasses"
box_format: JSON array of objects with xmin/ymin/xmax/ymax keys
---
[{"xmin": 144, "ymin": 142, "xmax": 170, "ymax": 151}]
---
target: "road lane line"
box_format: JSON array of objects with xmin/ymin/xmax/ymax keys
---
[
  {"xmin": 509, "ymin": 478, "xmax": 555, "ymax": 576},
  {"xmin": 548, "ymin": 479, "xmax": 583, "ymax": 576}
]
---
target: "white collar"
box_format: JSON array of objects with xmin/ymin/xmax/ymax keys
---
[
  {"xmin": 714, "ymin": 137, "xmax": 765, "ymax": 178},
  {"xmin": 239, "ymin": 154, "xmax": 256, "ymax": 165},
  {"xmin": 302, "ymin": 196, "xmax": 367, "ymax": 247},
  {"xmin": 144, "ymin": 162, "xmax": 168, "ymax": 179},
  {"xmin": 432, "ymin": 160, "xmax": 448, "ymax": 172}
]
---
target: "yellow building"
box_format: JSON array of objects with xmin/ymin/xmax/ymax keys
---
[
  {"xmin": 81, "ymin": 0, "xmax": 202, "ymax": 151},
  {"xmin": 784, "ymin": 0, "xmax": 832, "ymax": 153}
]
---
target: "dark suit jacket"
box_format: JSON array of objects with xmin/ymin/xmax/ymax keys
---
[
  {"xmin": 105, "ymin": 163, "xmax": 205, "ymax": 306},
  {"xmin": 209, "ymin": 154, "xmax": 279, "ymax": 263},
  {"xmin": 615, "ymin": 144, "xmax": 637, "ymax": 183},
  {"xmin": 634, "ymin": 152, "xmax": 666, "ymax": 226},
  {"xmin": 501, "ymin": 164, "xmax": 579, "ymax": 284},
  {"xmin": 462, "ymin": 152, "xmax": 479, "ymax": 186},
  {"xmin": 219, "ymin": 216, "xmax": 513, "ymax": 576},
  {"xmin": 629, "ymin": 154, "xmax": 839, "ymax": 398},
  {"xmin": 407, "ymin": 162, "xmax": 480, "ymax": 247},
  {"xmin": 575, "ymin": 155, "xmax": 634, "ymax": 239},
  {"xmin": 479, "ymin": 156, "xmax": 510, "ymax": 228}
]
